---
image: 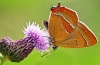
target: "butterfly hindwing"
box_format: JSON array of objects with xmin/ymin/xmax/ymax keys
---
[{"xmin": 59, "ymin": 21, "xmax": 97, "ymax": 48}]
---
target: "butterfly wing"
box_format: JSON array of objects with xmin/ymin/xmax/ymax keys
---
[
  {"xmin": 59, "ymin": 22, "xmax": 97, "ymax": 48},
  {"xmin": 48, "ymin": 12, "xmax": 69, "ymax": 43},
  {"xmin": 48, "ymin": 3, "xmax": 79, "ymax": 46},
  {"xmin": 78, "ymin": 22, "xmax": 97, "ymax": 46},
  {"xmin": 44, "ymin": 3, "xmax": 97, "ymax": 48},
  {"xmin": 43, "ymin": 20, "xmax": 48, "ymax": 30},
  {"xmin": 49, "ymin": 3, "xmax": 97, "ymax": 48},
  {"xmin": 51, "ymin": 3, "xmax": 78, "ymax": 32}
]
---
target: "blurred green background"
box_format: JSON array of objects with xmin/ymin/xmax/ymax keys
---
[{"xmin": 0, "ymin": 0, "xmax": 100, "ymax": 65}]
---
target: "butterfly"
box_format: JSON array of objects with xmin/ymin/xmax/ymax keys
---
[{"xmin": 43, "ymin": 3, "xmax": 97, "ymax": 50}]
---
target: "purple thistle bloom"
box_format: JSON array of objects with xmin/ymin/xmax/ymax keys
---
[
  {"xmin": 0, "ymin": 22, "xmax": 50, "ymax": 63},
  {"xmin": 22, "ymin": 22, "xmax": 50, "ymax": 53}
]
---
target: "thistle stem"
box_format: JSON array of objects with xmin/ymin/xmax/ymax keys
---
[{"xmin": 0, "ymin": 54, "xmax": 8, "ymax": 65}]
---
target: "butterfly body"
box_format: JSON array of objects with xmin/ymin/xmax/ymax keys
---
[{"xmin": 43, "ymin": 3, "xmax": 97, "ymax": 50}]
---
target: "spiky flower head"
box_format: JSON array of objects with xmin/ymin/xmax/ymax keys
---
[
  {"xmin": 0, "ymin": 22, "xmax": 50, "ymax": 63},
  {"xmin": 22, "ymin": 22, "xmax": 50, "ymax": 53}
]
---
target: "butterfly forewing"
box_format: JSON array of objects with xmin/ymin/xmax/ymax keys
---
[
  {"xmin": 48, "ymin": 12, "xmax": 69, "ymax": 43},
  {"xmin": 51, "ymin": 3, "xmax": 79, "ymax": 34}
]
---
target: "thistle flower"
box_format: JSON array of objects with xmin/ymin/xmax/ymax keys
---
[
  {"xmin": 0, "ymin": 22, "xmax": 50, "ymax": 64},
  {"xmin": 22, "ymin": 22, "xmax": 50, "ymax": 53}
]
